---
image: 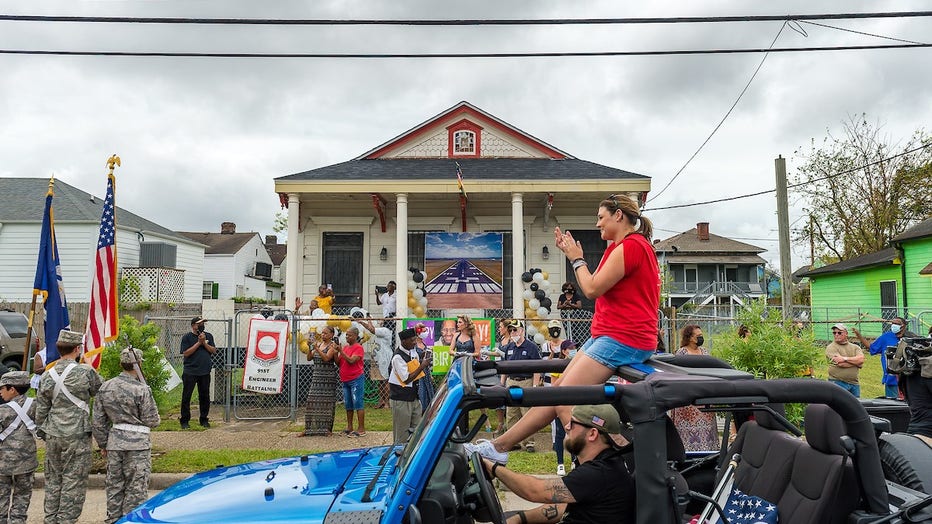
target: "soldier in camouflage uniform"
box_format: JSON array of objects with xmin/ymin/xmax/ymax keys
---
[
  {"xmin": 0, "ymin": 371, "xmax": 38, "ymax": 524},
  {"xmin": 35, "ymin": 329, "xmax": 102, "ymax": 524},
  {"xmin": 93, "ymin": 347, "xmax": 161, "ymax": 524}
]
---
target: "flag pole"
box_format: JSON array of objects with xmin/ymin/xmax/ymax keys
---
[{"xmin": 22, "ymin": 177, "xmax": 56, "ymax": 371}]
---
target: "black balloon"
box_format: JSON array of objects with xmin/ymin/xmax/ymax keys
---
[
  {"xmin": 529, "ymin": 283, "xmax": 539, "ymax": 292},
  {"xmin": 413, "ymin": 272, "xmax": 424, "ymax": 283},
  {"xmin": 521, "ymin": 272, "xmax": 533, "ymax": 283},
  {"xmin": 534, "ymin": 289, "xmax": 546, "ymax": 300},
  {"xmin": 533, "ymin": 268, "xmax": 542, "ymax": 274},
  {"xmin": 541, "ymin": 297, "xmax": 552, "ymax": 309}
]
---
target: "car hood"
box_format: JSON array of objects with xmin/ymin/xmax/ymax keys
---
[{"xmin": 121, "ymin": 446, "xmax": 400, "ymax": 523}]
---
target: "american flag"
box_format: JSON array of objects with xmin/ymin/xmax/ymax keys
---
[
  {"xmin": 83, "ymin": 172, "xmax": 119, "ymax": 368},
  {"xmin": 455, "ymin": 162, "xmax": 467, "ymax": 200}
]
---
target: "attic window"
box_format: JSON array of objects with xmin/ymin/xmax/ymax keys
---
[{"xmin": 453, "ymin": 130, "xmax": 475, "ymax": 154}]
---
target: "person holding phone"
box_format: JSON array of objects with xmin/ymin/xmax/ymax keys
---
[{"xmin": 179, "ymin": 316, "xmax": 216, "ymax": 429}]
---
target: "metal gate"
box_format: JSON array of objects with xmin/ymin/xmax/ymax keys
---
[{"xmin": 231, "ymin": 308, "xmax": 301, "ymax": 421}]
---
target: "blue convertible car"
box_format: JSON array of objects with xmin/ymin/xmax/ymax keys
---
[{"xmin": 123, "ymin": 354, "xmax": 932, "ymax": 523}]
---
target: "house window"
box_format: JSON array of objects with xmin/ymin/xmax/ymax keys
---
[
  {"xmin": 202, "ymin": 281, "xmax": 218, "ymax": 299},
  {"xmin": 453, "ymin": 130, "xmax": 475, "ymax": 155},
  {"xmin": 880, "ymin": 281, "xmax": 898, "ymax": 320}
]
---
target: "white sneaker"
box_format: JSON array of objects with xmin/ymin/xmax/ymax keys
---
[
  {"xmin": 556, "ymin": 464, "xmax": 566, "ymax": 476},
  {"xmin": 464, "ymin": 439, "xmax": 509, "ymax": 465}
]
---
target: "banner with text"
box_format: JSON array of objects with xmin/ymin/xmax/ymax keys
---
[
  {"xmin": 404, "ymin": 318, "xmax": 497, "ymax": 375},
  {"xmin": 242, "ymin": 318, "xmax": 289, "ymax": 394}
]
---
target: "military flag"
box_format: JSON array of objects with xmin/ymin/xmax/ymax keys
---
[{"xmin": 32, "ymin": 178, "xmax": 71, "ymax": 364}]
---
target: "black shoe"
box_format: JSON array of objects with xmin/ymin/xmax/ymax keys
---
[
  {"xmin": 180, "ymin": 422, "xmax": 190, "ymax": 430},
  {"xmin": 200, "ymin": 420, "xmax": 211, "ymax": 428}
]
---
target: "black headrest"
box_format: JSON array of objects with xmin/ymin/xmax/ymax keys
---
[
  {"xmin": 805, "ymin": 404, "xmax": 847, "ymax": 455},
  {"xmin": 754, "ymin": 404, "xmax": 787, "ymax": 431}
]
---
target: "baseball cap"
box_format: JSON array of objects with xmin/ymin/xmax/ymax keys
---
[
  {"xmin": 191, "ymin": 316, "xmax": 205, "ymax": 325},
  {"xmin": 548, "ymin": 320, "xmax": 563, "ymax": 330},
  {"xmin": 398, "ymin": 328, "xmax": 417, "ymax": 340},
  {"xmin": 831, "ymin": 323, "xmax": 847, "ymax": 332},
  {"xmin": 560, "ymin": 339, "xmax": 577, "ymax": 351},
  {"xmin": 571, "ymin": 404, "xmax": 626, "ymax": 449},
  {"xmin": 505, "ymin": 319, "xmax": 524, "ymax": 330}
]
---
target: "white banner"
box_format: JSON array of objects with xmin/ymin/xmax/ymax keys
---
[{"xmin": 242, "ymin": 318, "xmax": 289, "ymax": 394}]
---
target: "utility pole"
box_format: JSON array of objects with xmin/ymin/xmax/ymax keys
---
[{"xmin": 775, "ymin": 155, "xmax": 793, "ymax": 321}]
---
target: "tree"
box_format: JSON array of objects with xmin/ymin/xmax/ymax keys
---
[
  {"xmin": 792, "ymin": 116, "xmax": 931, "ymax": 262},
  {"xmin": 99, "ymin": 316, "xmax": 173, "ymax": 410},
  {"xmin": 273, "ymin": 211, "xmax": 287, "ymax": 234}
]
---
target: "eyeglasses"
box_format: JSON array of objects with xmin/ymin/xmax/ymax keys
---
[
  {"xmin": 832, "ymin": 330, "xmax": 844, "ymax": 334},
  {"xmin": 507, "ymin": 327, "xmax": 518, "ymax": 333},
  {"xmin": 568, "ymin": 419, "xmax": 596, "ymax": 431}
]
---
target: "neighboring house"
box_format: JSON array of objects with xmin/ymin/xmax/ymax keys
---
[
  {"xmin": 265, "ymin": 235, "xmax": 287, "ymax": 304},
  {"xmin": 0, "ymin": 177, "xmax": 205, "ymax": 303},
  {"xmin": 799, "ymin": 217, "xmax": 932, "ymax": 338},
  {"xmin": 273, "ymin": 101, "xmax": 651, "ymax": 317},
  {"xmin": 179, "ymin": 223, "xmax": 276, "ymax": 302},
  {"xmin": 653, "ymin": 222, "xmax": 767, "ymax": 310}
]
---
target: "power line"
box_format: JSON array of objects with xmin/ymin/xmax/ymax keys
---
[
  {"xmin": 647, "ymin": 22, "xmax": 787, "ymax": 203},
  {"xmin": 643, "ymin": 141, "xmax": 932, "ymax": 212},
  {"xmin": 800, "ymin": 19, "xmax": 928, "ymax": 45},
  {"xmin": 2, "ymin": 11, "xmax": 931, "ymax": 25},
  {"xmin": 1, "ymin": 42, "xmax": 930, "ymax": 59}
]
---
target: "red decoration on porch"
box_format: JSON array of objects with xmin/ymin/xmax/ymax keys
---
[{"xmin": 371, "ymin": 193, "xmax": 387, "ymax": 233}]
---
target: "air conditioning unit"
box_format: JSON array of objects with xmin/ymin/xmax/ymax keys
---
[
  {"xmin": 253, "ymin": 262, "xmax": 272, "ymax": 279},
  {"xmin": 139, "ymin": 242, "xmax": 177, "ymax": 268}
]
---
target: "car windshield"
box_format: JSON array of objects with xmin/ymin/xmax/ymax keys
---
[
  {"xmin": 398, "ymin": 380, "xmax": 450, "ymax": 474},
  {"xmin": 0, "ymin": 314, "xmax": 28, "ymax": 337}
]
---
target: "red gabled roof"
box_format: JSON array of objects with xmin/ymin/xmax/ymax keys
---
[{"xmin": 355, "ymin": 101, "xmax": 572, "ymax": 160}]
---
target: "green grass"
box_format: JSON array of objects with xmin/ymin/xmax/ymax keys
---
[{"xmin": 811, "ymin": 351, "xmax": 886, "ymax": 399}]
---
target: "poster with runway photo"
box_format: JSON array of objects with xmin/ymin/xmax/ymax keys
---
[{"xmin": 424, "ymin": 232, "xmax": 503, "ymax": 309}]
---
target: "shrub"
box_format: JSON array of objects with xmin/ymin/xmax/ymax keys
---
[{"xmin": 98, "ymin": 315, "xmax": 172, "ymax": 409}]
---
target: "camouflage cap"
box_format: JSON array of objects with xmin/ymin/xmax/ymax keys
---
[
  {"xmin": 58, "ymin": 329, "xmax": 84, "ymax": 347},
  {"xmin": 120, "ymin": 347, "xmax": 144, "ymax": 365},
  {"xmin": 0, "ymin": 371, "xmax": 31, "ymax": 388}
]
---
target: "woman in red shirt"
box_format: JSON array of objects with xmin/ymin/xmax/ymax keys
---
[
  {"xmin": 335, "ymin": 327, "xmax": 366, "ymax": 437},
  {"xmin": 470, "ymin": 194, "xmax": 659, "ymax": 463}
]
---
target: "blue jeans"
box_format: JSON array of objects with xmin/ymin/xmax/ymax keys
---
[
  {"xmin": 580, "ymin": 336, "xmax": 654, "ymax": 370},
  {"xmin": 830, "ymin": 379, "xmax": 861, "ymax": 397},
  {"xmin": 342, "ymin": 375, "xmax": 365, "ymax": 411}
]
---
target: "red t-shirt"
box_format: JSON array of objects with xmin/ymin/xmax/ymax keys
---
[
  {"xmin": 337, "ymin": 343, "xmax": 365, "ymax": 382},
  {"xmin": 591, "ymin": 233, "xmax": 660, "ymax": 350}
]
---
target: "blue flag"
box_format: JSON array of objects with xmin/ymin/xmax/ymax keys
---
[{"xmin": 33, "ymin": 182, "xmax": 71, "ymax": 363}]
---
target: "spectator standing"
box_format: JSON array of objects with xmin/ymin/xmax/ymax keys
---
[
  {"xmin": 335, "ymin": 327, "xmax": 366, "ymax": 437},
  {"xmin": 30, "ymin": 346, "xmax": 47, "ymax": 390},
  {"xmin": 413, "ymin": 323, "xmax": 436, "ymax": 412},
  {"xmin": 0, "ymin": 371, "xmax": 38, "ymax": 524},
  {"xmin": 92, "ymin": 348, "xmax": 160, "ymax": 524},
  {"xmin": 388, "ymin": 328, "xmax": 431, "ymax": 444},
  {"xmin": 351, "ymin": 308, "xmax": 389, "ymax": 409},
  {"xmin": 304, "ymin": 326, "xmax": 338, "ymax": 436},
  {"xmin": 669, "ymin": 325, "xmax": 719, "ymax": 451},
  {"xmin": 179, "ymin": 316, "xmax": 216, "ymax": 429},
  {"xmin": 314, "ymin": 285, "xmax": 334, "ymax": 314},
  {"xmin": 540, "ymin": 319, "xmax": 565, "ymax": 362},
  {"xmin": 853, "ymin": 317, "xmax": 917, "ymax": 399},
  {"xmin": 825, "ymin": 323, "xmax": 865, "ymax": 397},
  {"xmin": 448, "ymin": 315, "xmax": 481, "ymax": 358},
  {"xmin": 36, "ymin": 329, "xmax": 102, "ymax": 524},
  {"xmin": 500, "ymin": 319, "xmax": 542, "ymax": 452},
  {"xmin": 469, "ymin": 194, "xmax": 658, "ymax": 464},
  {"xmin": 557, "ymin": 282, "xmax": 582, "ymax": 311},
  {"xmin": 375, "ymin": 281, "xmax": 397, "ymax": 331}
]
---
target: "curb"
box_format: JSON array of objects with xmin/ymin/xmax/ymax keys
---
[{"xmin": 33, "ymin": 472, "xmax": 190, "ymax": 490}]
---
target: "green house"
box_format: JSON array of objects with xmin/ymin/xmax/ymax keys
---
[{"xmin": 799, "ymin": 217, "xmax": 932, "ymax": 339}]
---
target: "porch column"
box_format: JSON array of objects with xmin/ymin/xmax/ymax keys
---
[
  {"xmin": 395, "ymin": 193, "xmax": 409, "ymax": 318},
  {"xmin": 512, "ymin": 192, "xmax": 525, "ymax": 319},
  {"xmin": 285, "ymin": 193, "xmax": 301, "ymax": 312}
]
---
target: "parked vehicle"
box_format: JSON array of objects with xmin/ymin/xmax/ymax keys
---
[
  {"xmin": 122, "ymin": 353, "xmax": 932, "ymax": 523},
  {"xmin": 0, "ymin": 310, "xmax": 40, "ymax": 371}
]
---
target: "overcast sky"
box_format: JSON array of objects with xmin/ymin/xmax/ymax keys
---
[{"xmin": 1, "ymin": 1, "xmax": 930, "ymax": 272}]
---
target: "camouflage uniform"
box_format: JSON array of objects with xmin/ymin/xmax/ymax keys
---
[
  {"xmin": 0, "ymin": 373, "xmax": 39, "ymax": 524},
  {"xmin": 93, "ymin": 371, "xmax": 161, "ymax": 524},
  {"xmin": 36, "ymin": 359, "xmax": 102, "ymax": 524}
]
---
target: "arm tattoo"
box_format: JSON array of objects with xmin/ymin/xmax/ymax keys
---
[
  {"xmin": 542, "ymin": 504, "xmax": 560, "ymax": 521},
  {"xmin": 545, "ymin": 479, "xmax": 576, "ymax": 503}
]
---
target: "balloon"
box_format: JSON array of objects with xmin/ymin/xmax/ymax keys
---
[
  {"xmin": 534, "ymin": 333, "xmax": 546, "ymax": 345},
  {"xmin": 312, "ymin": 308, "xmax": 327, "ymax": 318},
  {"xmin": 534, "ymin": 289, "xmax": 546, "ymax": 300},
  {"xmin": 525, "ymin": 325, "xmax": 538, "ymax": 338},
  {"xmin": 541, "ymin": 297, "xmax": 552, "ymax": 309},
  {"xmin": 340, "ymin": 319, "xmax": 352, "ymax": 331},
  {"xmin": 521, "ymin": 272, "xmax": 533, "ymax": 283},
  {"xmin": 541, "ymin": 279, "xmax": 552, "ymax": 290},
  {"xmin": 529, "ymin": 298, "xmax": 540, "ymax": 310},
  {"xmin": 522, "ymin": 289, "xmax": 533, "ymax": 300},
  {"xmin": 412, "ymin": 288, "xmax": 424, "ymax": 299},
  {"xmin": 408, "ymin": 279, "xmax": 417, "ymax": 289},
  {"xmin": 413, "ymin": 271, "xmax": 424, "ymax": 283},
  {"xmin": 525, "ymin": 308, "xmax": 535, "ymax": 318},
  {"xmin": 418, "ymin": 296, "xmax": 428, "ymax": 307},
  {"xmin": 530, "ymin": 282, "xmax": 539, "ymax": 292},
  {"xmin": 299, "ymin": 339, "xmax": 309, "ymax": 354},
  {"xmin": 414, "ymin": 305, "xmax": 425, "ymax": 317},
  {"xmin": 532, "ymin": 272, "xmax": 544, "ymax": 283},
  {"xmin": 537, "ymin": 307, "xmax": 549, "ymax": 318},
  {"xmin": 326, "ymin": 315, "xmax": 340, "ymax": 327},
  {"xmin": 533, "ymin": 268, "xmax": 543, "ymax": 274},
  {"xmin": 408, "ymin": 296, "xmax": 418, "ymax": 308},
  {"xmin": 420, "ymin": 271, "xmax": 427, "ymax": 282},
  {"xmin": 542, "ymin": 271, "xmax": 549, "ymax": 280}
]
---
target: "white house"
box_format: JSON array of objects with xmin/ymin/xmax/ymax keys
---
[
  {"xmin": 0, "ymin": 177, "xmax": 206, "ymax": 303},
  {"xmin": 265, "ymin": 235, "xmax": 287, "ymax": 304},
  {"xmin": 273, "ymin": 101, "xmax": 653, "ymax": 317},
  {"xmin": 179, "ymin": 223, "xmax": 277, "ymax": 301}
]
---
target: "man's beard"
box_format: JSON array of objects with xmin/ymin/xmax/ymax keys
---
[{"xmin": 565, "ymin": 432, "xmax": 585, "ymax": 456}]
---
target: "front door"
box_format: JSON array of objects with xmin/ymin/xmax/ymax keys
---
[
  {"xmin": 880, "ymin": 280, "xmax": 898, "ymax": 320},
  {"xmin": 322, "ymin": 233, "xmax": 363, "ymax": 310}
]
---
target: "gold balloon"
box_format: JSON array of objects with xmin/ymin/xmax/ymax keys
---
[
  {"xmin": 339, "ymin": 319, "xmax": 352, "ymax": 331},
  {"xmin": 414, "ymin": 305, "xmax": 425, "ymax": 317},
  {"xmin": 542, "ymin": 272, "xmax": 549, "ymax": 281},
  {"xmin": 299, "ymin": 340, "xmax": 310, "ymax": 354},
  {"xmin": 408, "ymin": 296, "xmax": 418, "ymax": 308},
  {"xmin": 326, "ymin": 316, "xmax": 340, "ymax": 327}
]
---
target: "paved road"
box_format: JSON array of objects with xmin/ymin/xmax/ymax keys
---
[{"xmin": 426, "ymin": 259, "xmax": 502, "ymax": 294}]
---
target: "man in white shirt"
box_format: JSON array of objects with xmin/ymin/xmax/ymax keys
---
[{"xmin": 387, "ymin": 328, "xmax": 431, "ymax": 444}]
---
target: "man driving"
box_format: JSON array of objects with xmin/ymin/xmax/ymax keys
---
[{"xmin": 482, "ymin": 404, "xmax": 635, "ymax": 524}]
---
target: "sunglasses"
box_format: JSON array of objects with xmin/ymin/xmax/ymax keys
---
[
  {"xmin": 832, "ymin": 330, "xmax": 844, "ymax": 334},
  {"xmin": 568, "ymin": 419, "xmax": 596, "ymax": 431},
  {"xmin": 507, "ymin": 327, "xmax": 518, "ymax": 333}
]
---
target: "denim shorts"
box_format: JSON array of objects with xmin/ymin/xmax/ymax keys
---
[
  {"xmin": 580, "ymin": 336, "xmax": 654, "ymax": 370},
  {"xmin": 342, "ymin": 375, "xmax": 366, "ymax": 411}
]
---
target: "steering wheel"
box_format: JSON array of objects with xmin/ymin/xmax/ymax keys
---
[{"xmin": 468, "ymin": 451, "xmax": 504, "ymax": 524}]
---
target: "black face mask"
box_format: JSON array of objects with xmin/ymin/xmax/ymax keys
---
[
  {"xmin": 696, "ymin": 335, "xmax": 704, "ymax": 346},
  {"xmin": 549, "ymin": 328, "xmax": 561, "ymax": 338}
]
